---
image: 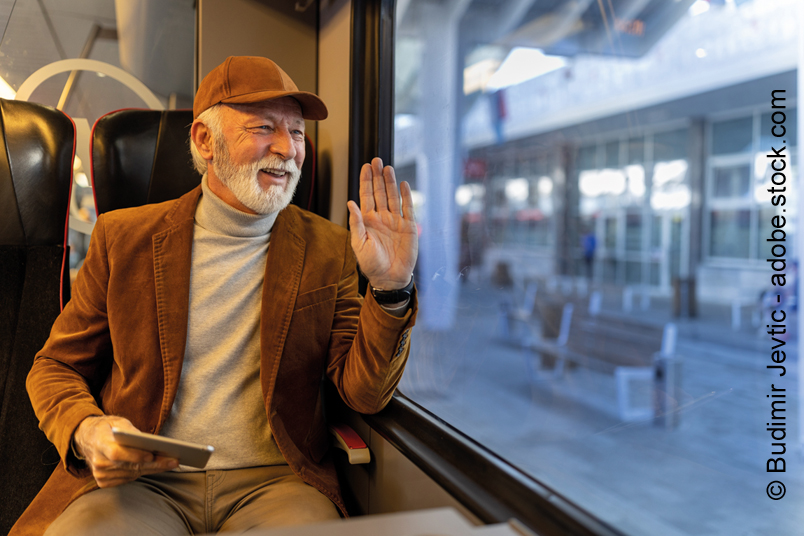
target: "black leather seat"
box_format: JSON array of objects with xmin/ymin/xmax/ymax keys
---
[
  {"xmin": 90, "ymin": 108, "xmax": 325, "ymax": 216},
  {"xmin": 91, "ymin": 109, "xmax": 201, "ymax": 214},
  {"xmin": 0, "ymin": 98, "xmax": 75, "ymax": 535}
]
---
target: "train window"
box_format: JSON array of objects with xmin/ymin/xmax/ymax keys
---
[
  {"xmin": 0, "ymin": 0, "xmax": 194, "ymax": 271},
  {"xmin": 394, "ymin": 0, "xmax": 800, "ymax": 534}
]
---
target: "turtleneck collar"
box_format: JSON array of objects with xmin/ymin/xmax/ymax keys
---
[{"xmin": 195, "ymin": 175, "xmax": 279, "ymax": 237}]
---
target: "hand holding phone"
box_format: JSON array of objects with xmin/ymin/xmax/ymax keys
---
[
  {"xmin": 74, "ymin": 415, "xmax": 181, "ymax": 488},
  {"xmin": 111, "ymin": 428, "xmax": 214, "ymax": 468}
]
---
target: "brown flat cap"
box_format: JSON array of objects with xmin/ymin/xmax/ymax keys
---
[{"xmin": 193, "ymin": 56, "xmax": 328, "ymax": 120}]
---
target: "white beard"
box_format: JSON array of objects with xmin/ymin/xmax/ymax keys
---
[{"xmin": 214, "ymin": 144, "xmax": 302, "ymax": 215}]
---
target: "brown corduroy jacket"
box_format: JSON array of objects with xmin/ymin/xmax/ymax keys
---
[{"xmin": 12, "ymin": 186, "xmax": 416, "ymax": 536}]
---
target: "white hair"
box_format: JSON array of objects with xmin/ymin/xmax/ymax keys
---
[{"xmin": 189, "ymin": 104, "xmax": 227, "ymax": 175}]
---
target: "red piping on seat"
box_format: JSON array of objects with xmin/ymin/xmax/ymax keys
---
[{"xmin": 59, "ymin": 110, "xmax": 77, "ymax": 312}]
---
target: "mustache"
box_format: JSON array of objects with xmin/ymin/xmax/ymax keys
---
[{"xmin": 240, "ymin": 154, "xmax": 300, "ymax": 175}]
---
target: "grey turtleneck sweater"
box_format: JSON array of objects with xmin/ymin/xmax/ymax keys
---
[{"xmin": 159, "ymin": 176, "xmax": 285, "ymax": 470}]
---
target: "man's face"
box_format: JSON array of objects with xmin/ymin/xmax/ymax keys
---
[{"xmin": 211, "ymin": 98, "xmax": 306, "ymax": 214}]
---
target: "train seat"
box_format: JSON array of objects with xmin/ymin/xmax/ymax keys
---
[
  {"xmin": 0, "ymin": 98, "xmax": 75, "ymax": 535},
  {"xmin": 90, "ymin": 108, "xmax": 201, "ymax": 214}
]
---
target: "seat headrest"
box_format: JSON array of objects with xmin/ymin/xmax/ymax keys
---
[
  {"xmin": 0, "ymin": 99, "xmax": 74, "ymax": 246},
  {"xmin": 91, "ymin": 109, "xmax": 199, "ymax": 215}
]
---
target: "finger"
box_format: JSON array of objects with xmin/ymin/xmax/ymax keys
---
[
  {"xmin": 400, "ymin": 181, "xmax": 415, "ymax": 221},
  {"xmin": 358, "ymin": 164, "xmax": 374, "ymax": 213},
  {"xmin": 93, "ymin": 455, "xmax": 177, "ymax": 487},
  {"xmin": 95, "ymin": 467, "xmax": 145, "ymax": 488},
  {"xmin": 92, "ymin": 465, "xmax": 141, "ymax": 488},
  {"xmin": 371, "ymin": 157, "xmax": 388, "ymax": 212},
  {"xmin": 347, "ymin": 201, "xmax": 366, "ymax": 245},
  {"xmin": 140, "ymin": 456, "xmax": 179, "ymax": 474},
  {"xmin": 383, "ymin": 165, "xmax": 401, "ymax": 214},
  {"xmin": 117, "ymin": 456, "xmax": 175, "ymax": 472},
  {"xmin": 104, "ymin": 444, "xmax": 155, "ymax": 464}
]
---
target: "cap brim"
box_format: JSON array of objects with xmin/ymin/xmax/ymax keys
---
[{"xmin": 221, "ymin": 90, "xmax": 328, "ymax": 120}]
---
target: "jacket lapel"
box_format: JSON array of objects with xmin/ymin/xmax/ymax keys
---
[
  {"xmin": 260, "ymin": 207, "xmax": 305, "ymax": 406},
  {"xmin": 152, "ymin": 187, "xmax": 200, "ymax": 428}
]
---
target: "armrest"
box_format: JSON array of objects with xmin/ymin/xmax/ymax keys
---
[{"xmin": 329, "ymin": 423, "xmax": 371, "ymax": 464}]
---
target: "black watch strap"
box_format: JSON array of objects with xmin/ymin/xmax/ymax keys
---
[{"xmin": 370, "ymin": 276, "xmax": 414, "ymax": 305}]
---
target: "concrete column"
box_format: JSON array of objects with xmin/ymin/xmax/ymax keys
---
[
  {"xmin": 686, "ymin": 118, "xmax": 705, "ymax": 279},
  {"xmin": 415, "ymin": 2, "xmax": 467, "ymax": 330},
  {"xmin": 556, "ymin": 144, "xmax": 578, "ymax": 276}
]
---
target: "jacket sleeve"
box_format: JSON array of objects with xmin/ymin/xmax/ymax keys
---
[
  {"xmin": 26, "ymin": 215, "xmax": 112, "ymax": 477},
  {"xmin": 324, "ymin": 232, "xmax": 417, "ymax": 414}
]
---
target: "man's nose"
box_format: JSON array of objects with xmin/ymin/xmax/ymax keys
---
[{"xmin": 270, "ymin": 130, "xmax": 296, "ymax": 161}]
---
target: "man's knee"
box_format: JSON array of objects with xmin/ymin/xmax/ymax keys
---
[
  {"xmin": 220, "ymin": 474, "xmax": 340, "ymax": 531},
  {"xmin": 44, "ymin": 484, "xmax": 189, "ymax": 536}
]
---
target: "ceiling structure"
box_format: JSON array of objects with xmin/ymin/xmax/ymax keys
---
[
  {"xmin": 395, "ymin": 0, "xmax": 704, "ymax": 115},
  {"xmin": 0, "ymin": 0, "xmax": 193, "ymax": 123}
]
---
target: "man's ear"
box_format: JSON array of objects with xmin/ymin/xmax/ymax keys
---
[{"xmin": 191, "ymin": 121, "xmax": 215, "ymax": 161}]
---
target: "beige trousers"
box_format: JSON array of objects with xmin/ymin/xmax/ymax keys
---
[{"xmin": 44, "ymin": 465, "xmax": 340, "ymax": 535}]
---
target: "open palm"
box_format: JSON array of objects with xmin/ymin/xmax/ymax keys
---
[{"xmin": 347, "ymin": 158, "xmax": 418, "ymax": 290}]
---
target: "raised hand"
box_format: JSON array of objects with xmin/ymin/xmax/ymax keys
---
[
  {"xmin": 73, "ymin": 415, "xmax": 178, "ymax": 488},
  {"xmin": 347, "ymin": 157, "xmax": 418, "ymax": 290}
]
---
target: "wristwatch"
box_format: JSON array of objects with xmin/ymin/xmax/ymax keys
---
[{"xmin": 370, "ymin": 276, "xmax": 415, "ymax": 305}]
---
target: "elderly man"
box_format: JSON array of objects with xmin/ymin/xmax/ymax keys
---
[{"xmin": 12, "ymin": 56, "xmax": 418, "ymax": 535}]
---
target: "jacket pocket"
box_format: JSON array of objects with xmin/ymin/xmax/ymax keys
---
[{"xmin": 294, "ymin": 284, "xmax": 337, "ymax": 312}]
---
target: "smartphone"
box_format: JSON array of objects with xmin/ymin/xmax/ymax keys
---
[{"xmin": 111, "ymin": 428, "xmax": 215, "ymax": 468}]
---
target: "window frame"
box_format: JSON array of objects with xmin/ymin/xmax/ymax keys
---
[{"xmin": 364, "ymin": 393, "xmax": 630, "ymax": 536}]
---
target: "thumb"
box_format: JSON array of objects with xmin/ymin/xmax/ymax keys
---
[{"xmin": 348, "ymin": 201, "xmax": 366, "ymax": 246}]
